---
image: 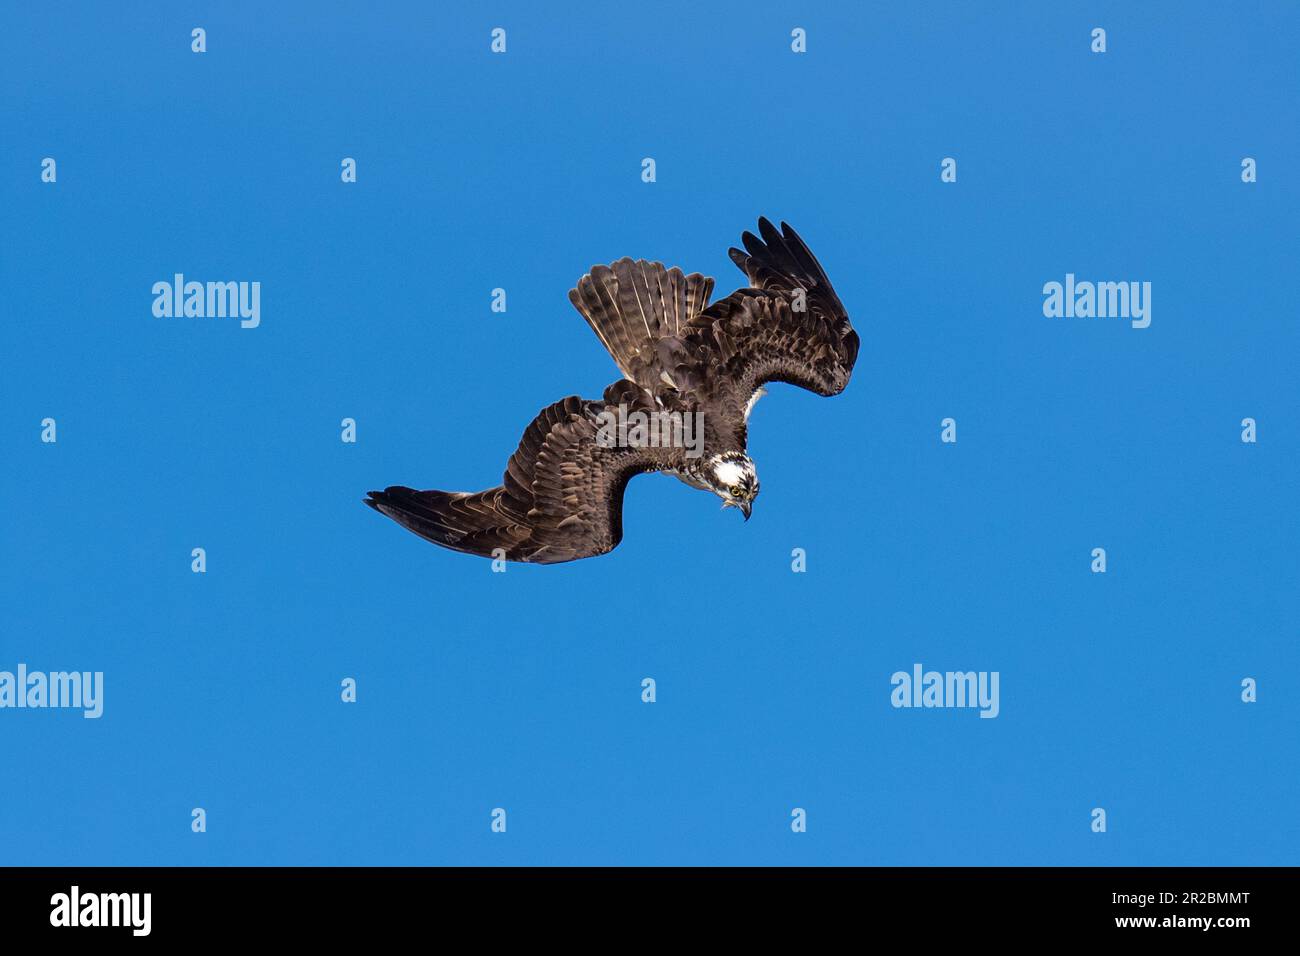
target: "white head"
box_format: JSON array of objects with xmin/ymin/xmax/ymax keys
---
[{"xmin": 704, "ymin": 452, "xmax": 760, "ymax": 520}]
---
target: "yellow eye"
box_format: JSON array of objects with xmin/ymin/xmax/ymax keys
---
[{"xmin": 730, "ymin": 485, "xmax": 743, "ymax": 497}]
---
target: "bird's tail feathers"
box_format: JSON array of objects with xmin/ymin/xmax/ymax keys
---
[{"xmin": 568, "ymin": 258, "xmax": 713, "ymax": 382}]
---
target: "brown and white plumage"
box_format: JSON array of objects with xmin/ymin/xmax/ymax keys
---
[{"xmin": 366, "ymin": 218, "xmax": 858, "ymax": 564}]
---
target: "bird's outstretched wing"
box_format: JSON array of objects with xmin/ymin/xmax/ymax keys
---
[
  {"xmin": 656, "ymin": 218, "xmax": 859, "ymax": 439},
  {"xmin": 728, "ymin": 217, "xmax": 854, "ymax": 348},
  {"xmin": 365, "ymin": 382, "xmax": 677, "ymax": 564}
]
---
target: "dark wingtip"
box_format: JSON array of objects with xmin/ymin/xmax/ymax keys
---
[{"xmin": 363, "ymin": 492, "xmax": 385, "ymax": 512}]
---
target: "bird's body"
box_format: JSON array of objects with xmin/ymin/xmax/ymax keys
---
[{"xmin": 366, "ymin": 218, "xmax": 858, "ymax": 563}]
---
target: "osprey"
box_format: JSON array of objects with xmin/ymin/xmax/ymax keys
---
[{"xmin": 366, "ymin": 218, "xmax": 859, "ymax": 564}]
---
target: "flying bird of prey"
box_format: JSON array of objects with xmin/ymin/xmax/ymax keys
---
[{"xmin": 366, "ymin": 218, "xmax": 859, "ymax": 564}]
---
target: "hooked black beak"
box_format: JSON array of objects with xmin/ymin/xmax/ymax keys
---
[{"xmin": 740, "ymin": 501, "xmax": 752, "ymax": 521}]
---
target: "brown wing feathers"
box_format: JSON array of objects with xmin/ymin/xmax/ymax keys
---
[
  {"xmin": 365, "ymin": 390, "xmax": 669, "ymax": 564},
  {"xmin": 710, "ymin": 218, "xmax": 858, "ymax": 395},
  {"xmin": 729, "ymin": 217, "xmax": 852, "ymax": 340}
]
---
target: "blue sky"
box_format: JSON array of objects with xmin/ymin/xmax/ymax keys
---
[{"xmin": 1, "ymin": 1, "xmax": 1296, "ymax": 865}]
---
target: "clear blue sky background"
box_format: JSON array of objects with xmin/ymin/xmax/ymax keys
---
[{"xmin": 2, "ymin": 2, "xmax": 1296, "ymax": 865}]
